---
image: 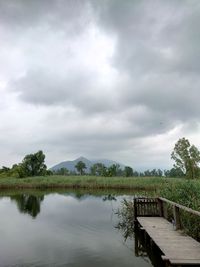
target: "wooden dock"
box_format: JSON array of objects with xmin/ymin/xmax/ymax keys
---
[{"xmin": 134, "ymin": 197, "xmax": 200, "ymax": 266}]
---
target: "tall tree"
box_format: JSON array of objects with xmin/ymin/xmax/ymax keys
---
[
  {"xmin": 75, "ymin": 161, "xmax": 86, "ymax": 175},
  {"xmin": 124, "ymin": 166, "xmax": 133, "ymax": 177},
  {"xmin": 107, "ymin": 164, "xmax": 118, "ymax": 177},
  {"xmin": 21, "ymin": 150, "xmax": 47, "ymax": 177},
  {"xmin": 90, "ymin": 163, "xmax": 106, "ymax": 176},
  {"xmin": 171, "ymin": 137, "xmax": 200, "ymax": 179}
]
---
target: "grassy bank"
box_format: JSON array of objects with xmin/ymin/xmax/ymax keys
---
[
  {"xmin": 1, "ymin": 175, "xmax": 200, "ymax": 240},
  {"xmin": 0, "ymin": 175, "xmax": 200, "ymax": 211},
  {"xmin": 0, "ymin": 175, "xmax": 182, "ymax": 190}
]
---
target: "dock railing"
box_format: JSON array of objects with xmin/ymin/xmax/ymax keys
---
[
  {"xmin": 158, "ymin": 197, "xmax": 200, "ymax": 231},
  {"xmin": 134, "ymin": 197, "xmax": 200, "ymax": 231}
]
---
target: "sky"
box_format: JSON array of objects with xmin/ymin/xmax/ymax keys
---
[{"xmin": 0, "ymin": 0, "xmax": 200, "ymax": 170}]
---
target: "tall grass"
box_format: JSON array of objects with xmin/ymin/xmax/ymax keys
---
[
  {"xmin": 0, "ymin": 175, "xmax": 176, "ymax": 190},
  {"xmin": 159, "ymin": 180, "xmax": 200, "ymax": 241},
  {"xmin": 117, "ymin": 180, "xmax": 200, "ymax": 241}
]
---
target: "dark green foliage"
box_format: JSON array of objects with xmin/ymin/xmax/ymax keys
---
[
  {"xmin": 139, "ymin": 169, "xmax": 163, "ymax": 177},
  {"xmin": 171, "ymin": 137, "xmax": 200, "ymax": 179},
  {"xmin": 53, "ymin": 167, "xmax": 69, "ymax": 176},
  {"xmin": 21, "ymin": 150, "xmax": 47, "ymax": 177},
  {"xmin": 0, "ymin": 166, "xmax": 10, "ymax": 173},
  {"xmin": 45, "ymin": 169, "xmax": 54, "ymax": 176},
  {"xmin": 0, "ymin": 164, "xmax": 24, "ymax": 178},
  {"xmin": 0, "ymin": 151, "xmax": 48, "ymax": 178},
  {"xmin": 164, "ymin": 167, "xmax": 185, "ymax": 178},
  {"xmin": 104, "ymin": 164, "xmax": 119, "ymax": 177},
  {"xmin": 160, "ymin": 181, "xmax": 200, "ymax": 241},
  {"xmin": 90, "ymin": 163, "xmax": 107, "ymax": 176},
  {"xmin": 75, "ymin": 161, "xmax": 86, "ymax": 175},
  {"xmin": 124, "ymin": 166, "xmax": 133, "ymax": 177}
]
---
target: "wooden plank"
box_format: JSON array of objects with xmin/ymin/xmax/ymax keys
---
[{"xmin": 137, "ymin": 217, "xmax": 200, "ymax": 265}]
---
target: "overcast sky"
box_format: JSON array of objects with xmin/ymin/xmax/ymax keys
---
[{"xmin": 0, "ymin": 0, "xmax": 200, "ymax": 170}]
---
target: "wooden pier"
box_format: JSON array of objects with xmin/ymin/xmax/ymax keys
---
[{"xmin": 134, "ymin": 197, "xmax": 200, "ymax": 266}]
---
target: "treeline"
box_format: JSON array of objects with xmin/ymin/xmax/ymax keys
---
[
  {"xmin": 1, "ymin": 137, "xmax": 200, "ymax": 179},
  {"xmin": 0, "ymin": 155, "xmax": 184, "ymax": 178},
  {"xmin": 52, "ymin": 161, "xmax": 184, "ymax": 178},
  {"xmin": 0, "ymin": 151, "xmax": 51, "ymax": 178}
]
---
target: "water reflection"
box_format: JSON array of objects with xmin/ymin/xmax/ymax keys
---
[
  {"xmin": 115, "ymin": 199, "xmax": 135, "ymax": 240},
  {"xmin": 103, "ymin": 194, "xmax": 117, "ymax": 201},
  {"xmin": 9, "ymin": 193, "xmax": 117, "ymax": 218},
  {"xmin": 116, "ymin": 199, "xmax": 166, "ymax": 267},
  {"xmin": 0, "ymin": 191, "xmax": 152, "ymax": 267},
  {"xmin": 134, "ymin": 227, "xmax": 165, "ymax": 267},
  {"xmin": 10, "ymin": 194, "xmax": 44, "ymax": 218}
]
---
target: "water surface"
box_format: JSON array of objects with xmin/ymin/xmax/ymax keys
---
[{"xmin": 0, "ymin": 191, "xmax": 153, "ymax": 267}]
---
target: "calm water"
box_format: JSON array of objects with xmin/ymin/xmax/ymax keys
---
[{"xmin": 0, "ymin": 191, "xmax": 153, "ymax": 267}]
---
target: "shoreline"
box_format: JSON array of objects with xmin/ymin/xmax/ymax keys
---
[{"xmin": 0, "ymin": 175, "xmax": 174, "ymax": 191}]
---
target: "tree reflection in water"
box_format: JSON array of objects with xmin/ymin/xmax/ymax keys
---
[
  {"xmin": 115, "ymin": 199, "xmax": 135, "ymax": 240},
  {"xmin": 102, "ymin": 194, "xmax": 117, "ymax": 202},
  {"xmin": 11, "ymin": 194, "xmax": 44, "ymax": 218}
]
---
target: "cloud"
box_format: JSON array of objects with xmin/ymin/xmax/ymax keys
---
[{"xmin": 0, "ymin": 0, "xmax": 200, "ymax": 169}]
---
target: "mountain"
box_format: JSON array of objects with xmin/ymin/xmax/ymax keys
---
[{"xmin": 50, "ymin": 156, "xmax": 125, "ymax": 172}]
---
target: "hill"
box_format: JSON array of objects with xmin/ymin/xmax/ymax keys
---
[{"xmin": 50, "ymin": 156, "xmax": 125, "ymax": 172}]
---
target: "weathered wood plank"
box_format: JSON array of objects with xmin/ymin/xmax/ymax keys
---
[{"xmin": 138, "ymin": 217, "xmax": 200, "ymax": 265}]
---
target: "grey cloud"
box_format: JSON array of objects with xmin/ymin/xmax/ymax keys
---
[
  {"xmin": 0, "ymin": 0, "xmax": 91, "ymax": 33},
  {"xmin": 1, "ymin": 0, "xmax": 200, "ymax": 169},
  {"xmin": 121, "ymin": 73, "xmax": 200, "ymax": 120},
  {"xmin": 93, "ymin": 0, "xmax": 200, "ymax": 76},
  {"xmin": 14, "ymin": 68, "xmax": 92, "ymax": 105},
  {"xmin": 90, "ymin": 0, "xmax": 200, "ymax": 125},
  {"xmin": 13, "ymin": 67, "xmax": 115, "ymax": 114}
]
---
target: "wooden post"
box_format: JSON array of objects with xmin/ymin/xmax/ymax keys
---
[
  {"xmin": 134, "ymin": 198, "xmax": 137, "ymax": 222},
  {"xmin": 134, "ymin": 228, "xmax": 139, "ymax": 257},
  {"xmin": 173, "ymin": 205, "xmax": 181, "ymax": 230},
  {"xmin": 157, "ymin": 198, "xmax": 164, "ymax": 217}
]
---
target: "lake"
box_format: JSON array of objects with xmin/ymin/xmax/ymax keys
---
[{"xmin": 0, "ymin": 190, "xmax": 156, "ymax": 267}]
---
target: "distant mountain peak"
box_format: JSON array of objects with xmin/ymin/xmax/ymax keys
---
[{"xmin": 51, "ymin": 156, "xmax": 125, "ymax": 172}]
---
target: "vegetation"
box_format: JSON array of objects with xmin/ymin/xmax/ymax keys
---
[
  {"xmin": 124, "ymin": 166, "xmax": 133, "ymax": 177},
  {"xmin": 117, "ymin": 180, "xmax": 200, "ymax": 242},
  {"xmin": 0, "ymin": 136, "xmax": 200, "ymax": 186},
  {"xmin": 90, "ymin": 163, "xmax": 107, "ymax": 176},
  {"xmin": 0, "ymin": 176, "xmax": 178, "ymax": 190},
  {"xmin": 171, "ymin": 137, "xmax": 200, "ymax": 179},
  {"xmin": 75, "ymin": 161, "xmax": 86, "ymax": 175},
  {"xmin": 0, "ymin": 150, "xmax": 48, "ymax": 178},
  {"xmin": 3, "ymin": 137, "xmax": 200, "ymax": 180}
]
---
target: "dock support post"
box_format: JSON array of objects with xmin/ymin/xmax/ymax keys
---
[
  {"xmin": 173, "ymin": 206, "xmax": 181, "ymax": 230},
  {"xmin": 157, "ymin": 198, "xmax": 164, "ymax": 217},
  {"xmin": 134, "ymin": 198, "xmax": 137, "ymax": 222}
]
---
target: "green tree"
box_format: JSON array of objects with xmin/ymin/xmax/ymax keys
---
[
  {"xmin": 21, "ymin": 150, "xmax": 47, "ymax": 177},
  {"xmin": 164, "ymin": 167, "xmax": 185, "ymax": 178},
  {"xmin": 124, "ymin": 166, "xmax": 133, "ymax": 177},
  {"xmin": 90, "ymin": 163, "xmax": 106, "ymax": 176},
  {"xmin": 54, "ymin": 167, "xmax": 69, "ymax": 176},
  {"xmin": 107, "ymin": 164, "xmax": 118, "ymax": 177},
  {"xmin": 171, "ymin": 137, "xmax": 200, "ymax": 179},
  {"xmin": 75, "ymin": 161, "xmax": 86, "ymax": 175}
]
